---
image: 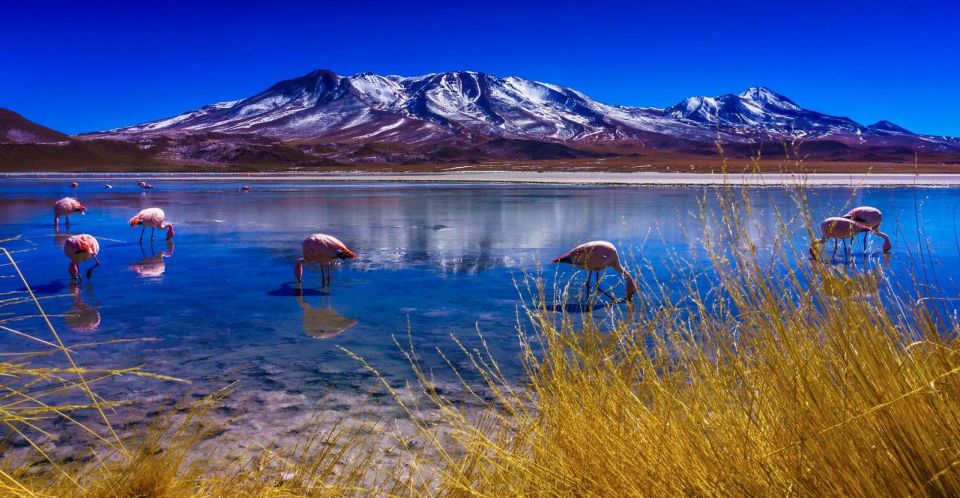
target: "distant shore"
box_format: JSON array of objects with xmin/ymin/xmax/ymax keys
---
[{"xmin": 3, "ymin": 171, "xmax": 960, "ymax": 186}]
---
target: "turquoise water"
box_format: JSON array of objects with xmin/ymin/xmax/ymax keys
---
[{"xmin": 1, "ymin": 179, "xmax": 959, "ymax": 412}]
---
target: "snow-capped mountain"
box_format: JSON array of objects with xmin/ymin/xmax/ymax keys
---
[
  {"xmin": 104, "ymin": 69, "xmax": 693, "ymax": 143},
  {"xmin": 663, "ymin": 86, "xmax": 867, "ymax": 138},
  {"xmin": 98, "ymin": 69, "xmax": 957, "ymax": 154}
]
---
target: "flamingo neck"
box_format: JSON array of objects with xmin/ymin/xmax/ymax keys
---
[
  {"xmin": 876, "ymin": 230, "xmax": 892, "ymax": 253},
  {"xmin": 612, "ymin": 259, "xmax": 637, "ymax": 301},
  {"xmin": 69, "ymin": 261, "xmax": 79, "ymax": 279},
  {"xmin": 294, "ymin": 259, "xmax": 305, "ymax": 283},
  {"xmin": 165, "ymin": 224, "xmax": 175, "ymax": 240}
]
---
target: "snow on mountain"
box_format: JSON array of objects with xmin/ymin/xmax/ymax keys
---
[
  {"xmin": 663, "ymin": 86, "xmax": 868, "ymax": 139},
  {"xmin": 98, "ymin": 70, "xmax": 956, "ymax": 154}
]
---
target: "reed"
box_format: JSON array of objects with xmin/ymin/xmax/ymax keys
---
[{"xmin": 3, "ymin": 173, "xmax": 960, "ymax": 496}]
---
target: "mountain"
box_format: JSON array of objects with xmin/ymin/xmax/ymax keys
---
[
  {"xmin": 663, "ymin": 87, "xmax": 867, "ymax": 138},
  {"xmin": 3, "ymin": 69, "xmax": 958, "ymax": 170},
  {"xmin": 92, "ymin": 70, "xmax": 958, "ymax": 159},
  {"xmin": 0, "ymin": 109, "xmax": 70, "ymax": 144}
]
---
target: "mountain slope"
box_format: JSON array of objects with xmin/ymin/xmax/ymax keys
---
[{"xmin": 0, "ymin": 109, "xmax": 71, "ymax": 144}]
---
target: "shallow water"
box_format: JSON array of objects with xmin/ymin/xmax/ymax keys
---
[{"xmin": 1, "ymin": 179, "xmax": 959, "ymax": 449}]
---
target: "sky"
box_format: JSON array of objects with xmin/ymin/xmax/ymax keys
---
[{"xmin": 2, "ymin": 0, "xmax": 958, "ymax": 135}]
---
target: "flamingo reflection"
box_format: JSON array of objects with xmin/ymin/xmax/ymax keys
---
[
  {"xmin": 65, "ymin": 286, "xmax": 101, "ymax": 332},
  {"xmin": 130, "ymin": 240, "xmax": 174, "ymax": 278},
  {"xmin": 296, "ymin": 285, "xmax": 357, "ymax": 339}
]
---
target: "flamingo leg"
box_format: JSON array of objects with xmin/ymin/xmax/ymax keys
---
[
  {"xmin": 139, "ymin": 225, "xmax": 145, "ymax": 242},
  {"xmin": 327, "ymin": 263, "xmax": 333, "ymax": 287},
  {"xmin": 319, "ymin": 263, "xmax": 327, "ymax": 287},
  {"xmin": 584, "ymin": 272, "xmax": 593, "ymax": 303},
  {"xmin": 832, "ymin": 239, "xmax": 838, "ymax": 258},
  {"xmin": 65, "ymin": 215, "xmax": 70, "ymax": 229},
  {"xmin": 151, "ymin": 227, "xmax": 156, "ymax": 240}
]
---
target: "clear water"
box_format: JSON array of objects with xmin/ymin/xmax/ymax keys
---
[{"xmin": 1, "ymin": 179, "xmax": 959, "ymax": 419}]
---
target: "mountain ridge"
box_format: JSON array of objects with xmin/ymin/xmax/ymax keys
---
[
  {"xmin": 93, "ymin": 69, "xmax": 957, "ymax": 152},
  {"xmin": 3, "ymin": 68, "xmax": 959, "ymax": 170}
]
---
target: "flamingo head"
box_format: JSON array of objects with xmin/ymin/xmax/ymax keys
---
[
  {"xmin": 294, "ymin": 259, "xmax": 304, "ymax": 283},
  {"xmin": 809, "ymin": 240, "xmax": 823, "ymax": 260},
  {"xmin": 129, "ymin": 214, "xmax": 141, "ymax": 227},
  {"xmin": 68, "ymin": 261, "xmax": 80, "ymax": 280},
  {"xmin": 165, "ymin": 224, "xmax": 175, "ymax": 240},
  {"xmin": 76, "ymin": 202, "xmax": 87, "ymax": 215},
  {"xmin": 336, "ymin": 247, "xmax": 357, "ymax": 259}
]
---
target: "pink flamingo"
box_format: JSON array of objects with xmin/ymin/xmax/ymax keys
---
[
  {"xmin": 129, "ymin": 207, "xmax": 175, "ymax": 242},
  {"xmin": 843, "ymin": 206, "xmax": 883, "ymax": 250},
  {"xmin": 810, "ymin": 217, "xmax": 891, "ymax": 259},
  {"xmin": 63, "ymin": 234, "xmax": 100, "ymax": 281},
  {"xmin": 552, "ymin": 240, "xmax": 637, "ymax": 302},
  {"xmin": 53, "ymin": 197, "xmax": 86, "ymax": 228},
  {"xmin": 69, "ymin": 181, "xmax": 78, "ymax": 188},
  {"xmin": 295, "ymin": 234, "xmax": 357, "ymax": 288}
]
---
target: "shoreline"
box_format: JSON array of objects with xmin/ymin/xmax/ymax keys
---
[{"xmin": 2, "ymin": 171, "xmax": 960, "ymax": 186}]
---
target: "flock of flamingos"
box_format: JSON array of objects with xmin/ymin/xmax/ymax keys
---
[{"xmin": 51, "ymin": 181, "xmax": 893, "ymax": 304}]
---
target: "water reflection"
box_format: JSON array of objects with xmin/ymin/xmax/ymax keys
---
[
  {"xmin": 65, "ymin": 286, "xmax": 100, "ymax": 332},
  {"xmin": 296, "ymin": 286, "xmax": 357, "ymax": 339},
  {"xmin": 130, "ymin": 240, "xmax": 174, "ymax": 278},
  {"xmin": 53, "ymin": 227, "xmax": 71, "ymax": 248}
]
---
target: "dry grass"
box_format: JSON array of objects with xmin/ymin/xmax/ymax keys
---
[
  {"xmin": 3, "ymin": 176, "xmax": 960, "ymax": 496},
  {"xmin": 378, "ymin": 181, "xmax": 960, "ymax": 496}
]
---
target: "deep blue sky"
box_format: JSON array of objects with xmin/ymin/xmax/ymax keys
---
[{"xmin": 3, "ymin": 0, "xmax": 958, "ymax": 135}]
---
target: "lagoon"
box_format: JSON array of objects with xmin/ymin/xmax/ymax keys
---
[{"xmin": 1, "ymin": 178, "xmax": 958, "ymax": 457}]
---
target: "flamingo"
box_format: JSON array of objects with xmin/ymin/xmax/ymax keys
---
[
  {"xmin": 552, "ymin": 241, "xmax": 637, "ymax": 302},
  {"xmin": 53, "ymin": 197, "xmax": 86, "ymax": 228},
  {"xmin": 295, "ymin": 234, "xmax": 357, "ymax": 288},
  {"xmin": 129, "ymin": 207, "xmax": 175, "ymax": 242},
  {"xmin": 810, "ymin": 217, "xmax": 891, "ymax": 260},
  {"xmin": 843, "ymin": 206, "xmax": 883, "ymax": 251},
  {"xmin": 63, "ymin": 234, "xmax": 100, "ymax": 281},
  {"xmin": 69, "ymin": 181, "xmax": 78, "ymax": 188},
  {"xmin": 239, "ymin": 185, "xmax": 251, "ymax": 192}
]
